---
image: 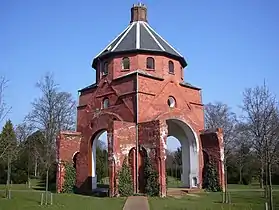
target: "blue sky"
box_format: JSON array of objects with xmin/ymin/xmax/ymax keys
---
[{"xmin": 1, "ymin": 0, "xmax": 278, "ymax": 151}]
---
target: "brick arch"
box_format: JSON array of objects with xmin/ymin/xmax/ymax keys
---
[
  {"xmin": 84, "ymin": 111, "xmax": 123, "ymax": 180},
  {"xmin": 154, "ymin": 110, "xmax": 201, "ymax": 151}
]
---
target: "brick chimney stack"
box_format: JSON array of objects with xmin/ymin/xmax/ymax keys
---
[{"xmin": 130, "ymin": 3, "xmax": 147, "ymax": 23}]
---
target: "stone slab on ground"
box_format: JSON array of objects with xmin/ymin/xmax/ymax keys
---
[{"xmin": 123, "ymin": 196, "xmax": 149, "ymax": 210}]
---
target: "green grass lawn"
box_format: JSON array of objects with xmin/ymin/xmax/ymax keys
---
[
  {"xmin": 1, "ymin": 178, "xmax": 279, "ymax": 210},
  {"xmin": 149, "ymin": 191, "xmax": 279, "ymax": 210},
  {"xmin": 0, "ymin": 191, "xmax": 125, "ymax": 210}
]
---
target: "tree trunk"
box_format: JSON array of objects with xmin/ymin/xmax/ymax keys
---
[
  {"xmin": 34, "ymin": 157, "xmax": 38, "ymax": 177},
  {"xmin": 268, "ymin": 161, "xmax": 273, "ymax": 210},
  {"xmin": 45, "ymin": 169, "xmax": 49, "ymax": 205},
  {"xmin": 265, "ymin": 150, "xmax": 269, "ymax": 199},
  {"xmin": 6, "ymin": 154, "xmax": 11, "ymax": 199},
  {"xmin": 225, "ymin": 166, "xmax": 229, "ymax": 203},
  {"xmin": 239, "ymin": 166, "xmax": 242, "ymax": 184},
  {"xmin": 260, "ymin": 163, "xmax": 264, "ymax": 189}
]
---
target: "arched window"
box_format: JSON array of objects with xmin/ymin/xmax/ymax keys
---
[
  {"xmin": 146, "ymin": 57, "xmax": 155, "ymax": 69},
  {"xmin": 122, "ymin": 57, "xmax": 130, "ymax": 70},
  {"xmin": 103, "ymin": 62, "xmax": 108, "ymax": 75},
  {"xmin": 168, "ymin": 60, "xmax": 174, "ymax": 74},
  {"xmin": 103, "ymin": 98, "xmax": 109, "ymax": 109}
]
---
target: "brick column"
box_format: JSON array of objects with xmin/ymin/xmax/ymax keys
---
[
  {"xmin": 107, "ymin": 130, "xmax": 115, "ymax": 197},
  {"xmin": 158, "ymin": 120, "xmax": 168, "ymax": 197}
]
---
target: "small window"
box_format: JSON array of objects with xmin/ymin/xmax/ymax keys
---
[
  {"xmin": 167, "ymin": 96, "xmax": 176, "ymax": 108},
  {"xmin": 168, "ymin": 61, "xmax": 174, "ymax": 74},
  {"xmin": 122, "ymin": 57, "xmax": 130, "ymax": 70},
  {"xmin": 181, "ymin": 66, "xmax": 184, "ymax": 80},
  {"xmin": 103, "ymin": 98, "xmax": 109, "ymax": 109},
  {"xmin": 146, "ymin": 57, "xmax": 155, "ymax": 69},
  {"xmin": 103, "ymin": 62, "xmax": 108, "ymax": 75}
]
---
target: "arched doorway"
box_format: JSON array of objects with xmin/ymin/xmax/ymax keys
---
[
  {"xmin": 91, "ymin": 130, "xmax": 108, "ymax": 190},
  {"xmin": 166, "ymin": 119, "xmax": 199, "ymax": 188},
  {"xmin": 73, "ymin": 152, "xmax": 80, "ymax": 169},
  {"xmin": 128, "ymin": 146, "xmax": 147, "ymax": 193}
]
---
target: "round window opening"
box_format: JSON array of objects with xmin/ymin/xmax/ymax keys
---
[{"xmin": 167, "ymin": 96, "xmax": 176, "ymax": 108}]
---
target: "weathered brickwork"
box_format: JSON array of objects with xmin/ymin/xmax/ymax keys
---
[
  {"xmin": 56, "ymin": 131, "xmax": 81, "ymax": 193},
  {"xmin": 56, "ymin": 5, "xmax": 224, "ymax": 197},
  {"xmin": 200, "ymin": 128, "xmax": 225, "ymax": 190}
]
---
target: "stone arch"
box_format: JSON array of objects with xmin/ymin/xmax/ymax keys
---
[{"xmin": 165, "ymin": 118, "xmax": 199, "ymax": 188}]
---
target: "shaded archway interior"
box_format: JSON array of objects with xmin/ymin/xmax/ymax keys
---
[
  {"xmin": 166, "ymin": 119, "xmax": 199, "ymax": 188},
  {"xmin": 128, "ymin": 146, "xmax": 147, "ymax": 193}
]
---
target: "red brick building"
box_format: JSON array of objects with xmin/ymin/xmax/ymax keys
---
[{"xmin": 56, "ymin": 3, "xmax": 225, "ymax": 197}]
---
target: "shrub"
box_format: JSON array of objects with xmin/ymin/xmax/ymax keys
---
[
  {"xmin": 144, "ymin": 157, "xmax": 159, "ymax": 196},
  {"xmin": 62, "ymin": 162, "xmax": 76, "ymax": 193},
  {"xmin": 202, "ymin": 160, "xmax": 222, "ymax": 192},
  {"xmin": 118, "ymin": 157, "xmax": 133, "ymax": 197}
]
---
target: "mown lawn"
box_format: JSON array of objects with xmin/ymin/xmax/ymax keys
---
[
  {"xmin": 0, "ymin": 191, "xmax": 126, "ymax": 210},
  {"xmin": 149, "ymin": 191, "xmax": 279, "ymax": 210}
]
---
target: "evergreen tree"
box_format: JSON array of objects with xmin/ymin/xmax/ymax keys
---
[
  {"xmin": 0, "ymin": 120, "xmax": 17, "ymax": 198},
  {"xmin": 144, "ymin": 157, "xmax": 159, "ymax": 196},
  {"xmin": 202, "ymin": 160, "xmax": 222, "ymax": 192},
  {"xmin": 118, "ymin": 156, "xmax": 133, "ymax": 197},
  {"xmin": 62, "ymin": 162, "xmax": 76, "ymax": 193}
]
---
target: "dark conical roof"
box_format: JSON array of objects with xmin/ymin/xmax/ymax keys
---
[{"xmin": 92, "ymin": 5, "xmax": 187, "ymax": 69}]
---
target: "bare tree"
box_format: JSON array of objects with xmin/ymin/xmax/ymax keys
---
[
  {"xmin": 0, "ymin": 76, "xmax": 11, "ymax": 123},
  {"xmin": 26, "ymin": 72, "xmax": 76, "ymax": 205},
  {"xmin": 241, "ymin": 82, "xmax": 279, "ymax": 210},
  {"xmin": 0, "ymin": 76, "xmax": 12, "ymax": 159},
  {"xmin": 204, "ymin": 102, "xmax": 238, "ymax": 203},
  {"xmin": 233, "ymin": 123, "xmax": 252, "ymax": 184}
]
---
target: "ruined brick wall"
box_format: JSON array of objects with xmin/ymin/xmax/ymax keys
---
[
  {"xmin": 200, "ymin": 128, "xmax": 225, "ymax": 190},
  {"xmin": 72, "ymin": 52, "xmax": 205, "ymax": 196},
  {"xmin": 56, "ymin": 131, "xmax": 81, "ymax": 193},
  {"xmin": 75, "ymin": 72, "xmax": 137, "ymax": 194}
]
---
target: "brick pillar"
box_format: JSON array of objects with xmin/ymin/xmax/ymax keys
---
[
  {"xmin": 56, "ymin": 131, "xmax": 81, "ymax": 193},
  {"xmin": 107, "ymin": 130, "xmax": 115, "ymax": 197},
  {"xmin": 200, "ymin": 128, "xmax": 225, "ymax": 190},
  {"xmin": 158, "ymin": 120, "xmax": 168, "ymax": 197}
]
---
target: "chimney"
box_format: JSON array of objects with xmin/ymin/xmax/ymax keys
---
[{"xmin": 130, "ymin": 3, "xmax": 147, "ymax": 23}]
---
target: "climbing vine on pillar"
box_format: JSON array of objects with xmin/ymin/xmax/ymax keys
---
[
  {"xmin": 62, "ymin": 162, "xmax": 76, "ymax": 193},
  {"xmin": 202, "ymin": 160, "xmax": 221, "ymax": 192}
]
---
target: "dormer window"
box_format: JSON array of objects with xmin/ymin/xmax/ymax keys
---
[
  {"xmin": 103, "ymin": 98, "xmax": 109, "ymax": 109},
  {"xmin": 146, "ymin": 57, "xmax": 155, "ymax": 69},
  {"xmin": 103, "ymin": 62, "xmax": 108, "ymax": 75},
  {"xmin": 122, "ymin": 57, "xmax": 130, "ymax": 70},
  {"xmin": 168, "ymin": 61, "xmax": 174, "ymax": 74}
]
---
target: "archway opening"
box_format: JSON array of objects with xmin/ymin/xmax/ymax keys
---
[
  {"xmin": 166, "ymin": 119, "xmax": 199, "ymax": 188},
  {"xmin": 73, "ymin": 152, "xmax": 80, "ymax": 169},
  {"xmin": 166, "ymin": 136, "xmax": 182, "ymax": 188},
  {"xmin": 91, "ymin": 130, "xmax": 109, "ymax": 190},
  {"xmin": 128, "ymin": 146, "xmax": 147, "ymax": 193}
]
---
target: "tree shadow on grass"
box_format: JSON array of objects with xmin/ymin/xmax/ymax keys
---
[{"xmin": 32, "ymin": 180, "xmax": 56, "ymax": 193}]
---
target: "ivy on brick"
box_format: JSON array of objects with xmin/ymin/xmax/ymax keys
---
[
  {"xmin": 202, "ymin": 160, "xmax": 222, "ymax": 192},
  {"xmin": 62, "ymin": 162, "xmax": 76, "ymax": 193}
]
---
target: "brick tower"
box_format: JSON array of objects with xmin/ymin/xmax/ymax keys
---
[{"xmin": 56, "ymin": 3, "xmax": 225, "ymax": 197}]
